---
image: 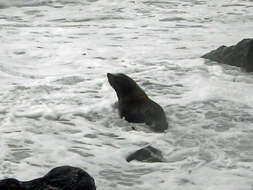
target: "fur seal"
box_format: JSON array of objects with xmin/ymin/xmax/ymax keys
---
[{"xmin": 107, "ymin": 73, "xmax": 168, "ymax": 132}]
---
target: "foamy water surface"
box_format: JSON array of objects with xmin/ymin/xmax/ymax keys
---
[{"xmin": 0, "ymin": 0, "xmax": 253, "ymax": 189}]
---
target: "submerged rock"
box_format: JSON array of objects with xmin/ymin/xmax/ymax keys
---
[
  {"xmin": 126, "ymin": 146, "xmax": 164, "ymax": 162},
  {"xmin": 202, "ymin": 38, "xmax": 253, "ymax": 72},
  {"xmin": 0, "ymin": 166, "xmax": 96, "ymax": 190}
]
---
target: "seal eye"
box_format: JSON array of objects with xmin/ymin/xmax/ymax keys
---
[
  {"xmin": 113, "ymin": 74, "xmax": 127, "ymax": 82},
  {"xmin": 117, "ymin": 74, "xmax": 126, "ymax": 77}
]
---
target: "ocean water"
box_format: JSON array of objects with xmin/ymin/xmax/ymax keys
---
[{"xmin": 0, "ymin": 0, "xmax": 253, "ymax": 189}]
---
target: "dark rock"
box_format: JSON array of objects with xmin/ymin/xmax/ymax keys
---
[
  {"xmin": 0, "ymin": 166, "xmax": 96, "ymax": 190},
  {"xmin": 202, "ymin": 38, "xmax": 253, "ymax": 72},
  {"xmin": 126, "ymin": 146, "xmax": 164, "ymax": 162},
  {"xmin": 0, "ymin": 178, "xmax": 22, "ymax": 190}
]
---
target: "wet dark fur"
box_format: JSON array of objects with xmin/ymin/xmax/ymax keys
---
[{"xmin": 107, "ymin": 73, "xmax": 168, "ymax": 132}]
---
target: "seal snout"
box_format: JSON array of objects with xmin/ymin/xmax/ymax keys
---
[
  {"xmin": 107, "ymin": 73, "xmax": 113, "ymax": 78},
  {"xmin": 107, "ymin": 73, "xmax": 115, "ymax": 87}
]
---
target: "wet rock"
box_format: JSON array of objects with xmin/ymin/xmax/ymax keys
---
[
  {"xmin": 126, "ymin": 146, "xmax": 164, "ymax": 162},
  {"xmin": 202, "ymin": 38, "xmax": 253, "ymax": 72},
  {"xmin": 0, "ymin": 166, "xmax": 96, "ymax": 190}
]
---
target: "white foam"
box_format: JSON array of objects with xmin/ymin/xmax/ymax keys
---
[{"xmin": 1, "ymin": 0, "xmax": 253, "ymax": 189}]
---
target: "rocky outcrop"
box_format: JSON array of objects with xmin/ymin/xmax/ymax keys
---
[
  {"xmin": 126, "ymin": 146, "xmax": 164, "ymax": 162},
  {"xmin": 0, "ymin": 166, "xmax": 96, "ymax": 190},
  {"xmin": 202, "ymin": 38, "xmax": 253, "ymax": 72}
]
